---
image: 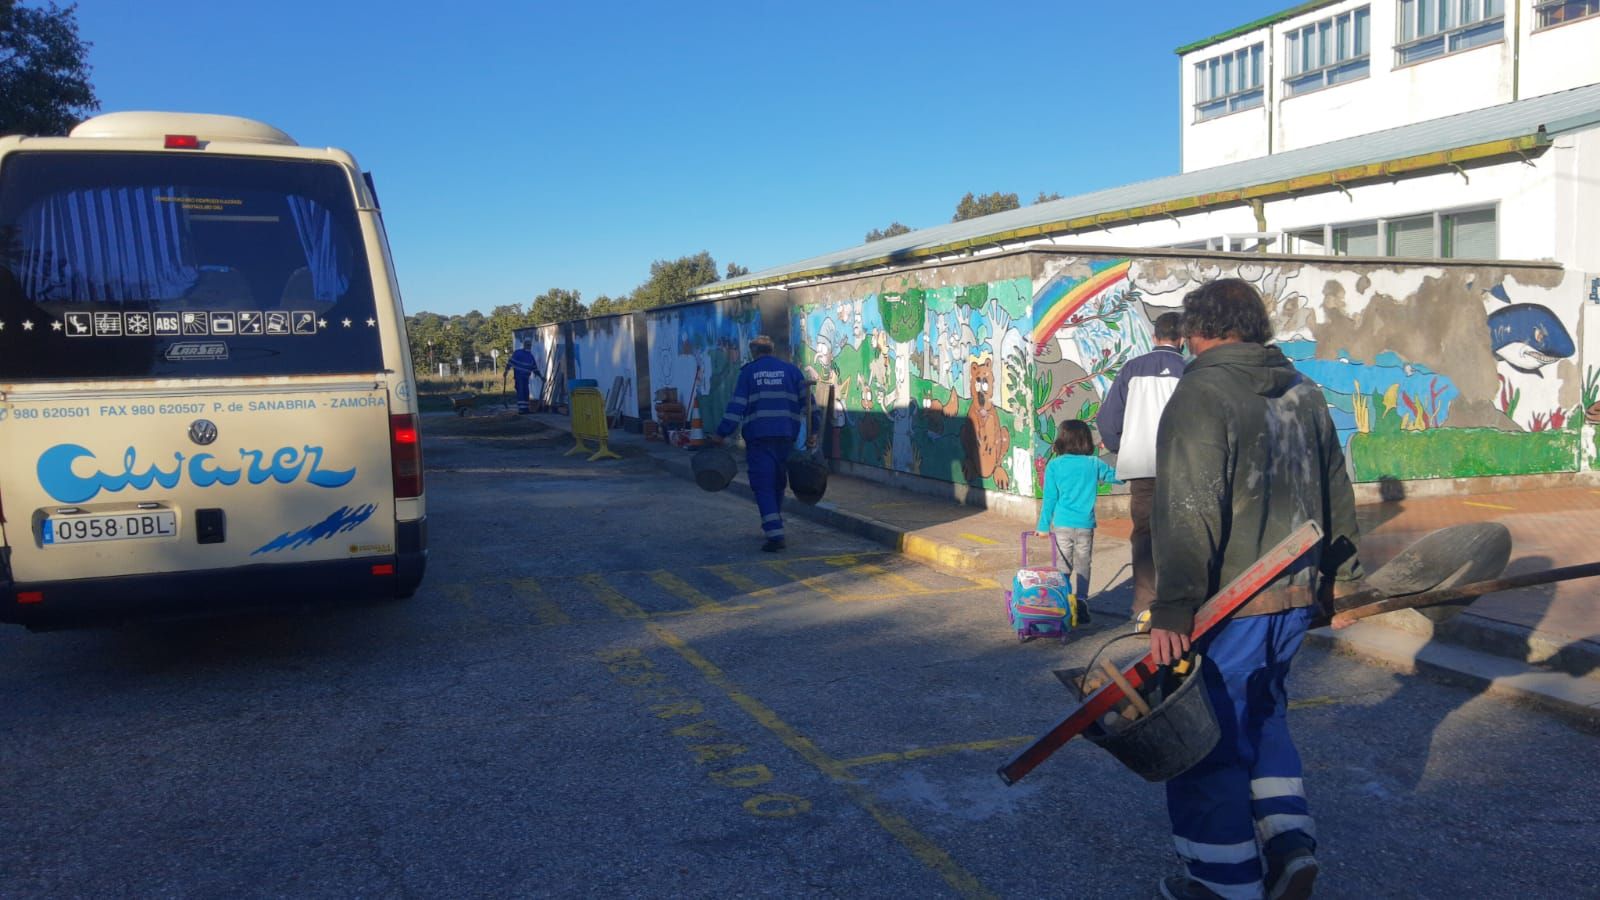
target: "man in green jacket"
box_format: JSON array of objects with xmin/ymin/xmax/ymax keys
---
[{"xmin": 1148, "ymin": 279, "xmax": 1362, "ymax": 900}]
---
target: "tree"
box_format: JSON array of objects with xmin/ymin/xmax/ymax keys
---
[
  {"xmin": 528, "ymin": 287, "xmax": 587, "ymax": 324},
  {"xmin": 951, "ymin": 191, "xmax": 1019, "ymax": 222},
  {"xmin": 865, "ymin": 222, "xmax": 912, "ymax": 243},
  {"xmin": 629, "ymin": 251, "xmax": 720, "ymax": 309},
  {"xmin": 724, "ymin": 262, "xmax": 749, "ymax": 280},
  {"xmin": 588, "ymin": 294, "xmax": 626, "ymax": 316},
  {"xmin": 1033, "ymin": 191, "xmax": 1063, "ymax": 204},
  {"xmin": 0, "ymin": 1, "xmax": 98, "ymax": 136}
]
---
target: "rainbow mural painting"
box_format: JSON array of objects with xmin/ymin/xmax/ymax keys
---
[{"xmin": 1031, "ymin": 259, "xmax": 1134, "ymax": 346}]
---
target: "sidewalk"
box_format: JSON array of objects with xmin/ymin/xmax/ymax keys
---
[{"xmin": 538, "ymin": 414, "xmax": 1600, "ymax": 726}]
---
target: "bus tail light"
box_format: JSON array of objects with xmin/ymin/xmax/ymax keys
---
[
  {"xmin": 164, "ymin": 134, "xmax": 201, "ymax": 149},
  {"xmin": 390, "ymin": 413, "xmax": 424, "ymax": 499}
]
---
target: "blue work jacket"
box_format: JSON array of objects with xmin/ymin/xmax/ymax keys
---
[{"xmin": 716, "ymin": 355, "xmax": 809, "ymax": 442}]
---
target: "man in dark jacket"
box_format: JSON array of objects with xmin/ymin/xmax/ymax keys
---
[
  {"xmin": 711, "ymin": 335, "xmax": 816, "ymax": 552},
  {"xmin": 1096, "ymin": 311, "xmax": 1185, "ymax": 630},
  {"xmin": 1148, "ymin": 280, "xmax": 1361, "ymax": 900}
]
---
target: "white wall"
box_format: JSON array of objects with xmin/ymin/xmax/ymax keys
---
[{"xmin": 1519, "ymin": 10, "xmax": 1600, "ymax": 99}]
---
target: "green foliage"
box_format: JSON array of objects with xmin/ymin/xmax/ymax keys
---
[
  {"xmin": 724, "ymin": 262, "xmax": 749, "ymax": 280},
  {"xmin": 1032, "ymin": 191, "xmax": 1063, "ymax": 204},
  {"xmin": 951, "ymin": 191, "xmax": 1019, "ymax": 223},
  {"xmin": 878, "ymin": 287, "xmax": 926, "ymax": 344},
  {"xmin": 528, "ymin": 287, "xmax": 587, "ymax": 324},
  {"xmin": 864, "ymin": 222, "xmax": 912, "ymax": 243},
  {"xmin": 0, "ymin": 1, "xmax": 98, "ymax": 136},
  {"xmin": 628, "ymin": 251, "xmax": 720, "ymax": 310},
  {"xmin": 587, "ymin": 295, "xmax": 625, "ymax": 316},
  {"xmin": 1583, "ymin": 366, "xmax": 1599, "ymax": 411}
]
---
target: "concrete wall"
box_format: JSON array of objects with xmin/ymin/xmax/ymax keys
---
[
  {"xmin": 777, "ymin": 249, "xmax": 1591, "ymax": 498},
  {"xmin": 641, "ymin": 296, "xmax": 764, "ymax": 434},
  {"xmin": 569, "ymin": 314, "xmax": 640, "ymax": 421}
]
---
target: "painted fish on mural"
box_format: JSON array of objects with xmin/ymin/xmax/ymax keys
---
[{"xmin": 1487, "ymin": 285, "xmax": 1574, "ymax": 376}]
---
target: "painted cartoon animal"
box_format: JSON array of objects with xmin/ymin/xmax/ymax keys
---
[
  {"xmin": 1488, "ymin": 285, "xmax": 1574, "ymax": 375},
  {"xmin": 938, "ymin": 353, "xmax": 1010, "ymax": 489}
]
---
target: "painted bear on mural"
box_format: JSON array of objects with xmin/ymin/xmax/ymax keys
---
[{"xmin": 937, "ymin": 352, "xmax": 1010, "ymax": 489}]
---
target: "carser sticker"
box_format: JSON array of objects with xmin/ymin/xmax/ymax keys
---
[{"xmin": 253, "ymin": 503, "xmax": 377, "ymax": 555}]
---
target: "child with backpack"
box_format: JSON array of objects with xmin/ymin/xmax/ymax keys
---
[{"xmin": 1035, "ymin": 419, "xmax": 1120, "ymax": 604}]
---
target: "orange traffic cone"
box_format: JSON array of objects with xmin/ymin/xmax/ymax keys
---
[{"xmin": 688, "ymin": 399, "xmax": 707, "ymax": 449}]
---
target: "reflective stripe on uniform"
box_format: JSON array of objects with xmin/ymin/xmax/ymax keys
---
[
  {"xmin": 1249, "ymin": 777, "xmax": 1304, "ymax": 800},
  {"xmin": 762, "ymin": 513, "xmax": 782, "ymax": 524},
  {"xmin": 1172, "ymin": 835, "xmax": 1259, "ymax": 865},
  {"xmin": 1256, "ymin": 813, "xmax": 1316, "ymax": 843}
]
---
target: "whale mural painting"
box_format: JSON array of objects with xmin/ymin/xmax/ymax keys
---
[{"xmin": 1487, "ymin": 285, "xmax": 1575, "ymax": 375}]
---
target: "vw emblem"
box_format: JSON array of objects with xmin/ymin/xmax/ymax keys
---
[{"xmin": 188, "ymin": 419, "xmax": 218, "ymax": 446}]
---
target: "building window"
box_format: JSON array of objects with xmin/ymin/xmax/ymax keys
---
[
  {"xmin": 1387, "ymin": 215, "xmax": 1436, "ymax": 258},
  {"xmin": 1397, "ymin": 0, "xmax": 1504, "ymax": 65},
  {"xmin": 1195, "ymin": 43, "xmax": 1265, "ymax": 121},
  {"xmin": 1535, "ymin": 0, "xmax": 1600, "ymax": 29},
  {"xmin": 1285, "ymin": 6, "xmax": 1371, "ymax": 96},
  {"xmin": 1441, "ymin": 207, "xmax": 1497, "ymax": 258},
  {"xmin": 1286, "ymin": 228, "xmax": 1328, "ymax": 254},
  {"xmin": 1332, "ymin": 222, "xmax": 1380, "ymax": 256}
]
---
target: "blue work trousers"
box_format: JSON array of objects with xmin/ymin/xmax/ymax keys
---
[
  {"xmin": 746, "ymin": 437, "xmax": 793, "ymax": 540},
  {"xmin": 1166, "ymin": 606, "xmax": 1316, "ymax": 900},
  {"xmin": 513, "ymin": 373, "xmax": 531, "ymax": 413}
]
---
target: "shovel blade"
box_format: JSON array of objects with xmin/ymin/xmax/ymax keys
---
[{"xmin": 1347, "ymin": 522, "xmax": 1513, "ymax": 622}]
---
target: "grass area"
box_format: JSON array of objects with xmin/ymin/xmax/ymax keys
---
[{"xmin": 416, "ymin": 373, "xmax": 510, "ymax": 412}]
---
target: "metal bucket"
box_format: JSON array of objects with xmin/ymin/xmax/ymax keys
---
[
  {"xmin": 786, "ymin": 452, "xmax": 828, "ymax": 505},
  {"xmin": 691, "ymin": 446, "xmax": 737, "ymax": 492}
]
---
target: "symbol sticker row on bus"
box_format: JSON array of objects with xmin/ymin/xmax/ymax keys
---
[
  {"xmin": 64, "ymin": 312, "xmax": 92, "ymax": 336},
  {"xmin": 126, "ymin": 312, "xmax": 151, "ymax": 335},
  {"xmin": 182, "ymin": 311, "xmax": 209, "ymax": 335},
  {"xmin": 211, "ymin": 312, "xmax": 237, "ymax": 334},
  {"xmin": 153, "ymin": 312, "xmax": 180, "ymax": 334},
  {"xmin": 94, "ymin": 312, "xmax": 123, "ymax": 336},
  {"xmin": 56, "ymin": 309, "xmax": 321, "ymax": 338}
]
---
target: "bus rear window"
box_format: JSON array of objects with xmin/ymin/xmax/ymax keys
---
[{"xmin": 0, "ymin": 151, "xmax": 383, "ymax": 379}]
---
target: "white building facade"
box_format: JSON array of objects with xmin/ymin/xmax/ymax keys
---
[{"xmin": 1180, "ymin": 0, "xmax": 1600, "ymax": 171}]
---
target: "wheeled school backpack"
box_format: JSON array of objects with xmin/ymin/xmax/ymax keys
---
[{"xmin": 1005, "ymin": 532, "xmax": 1087, "ymax": 642}]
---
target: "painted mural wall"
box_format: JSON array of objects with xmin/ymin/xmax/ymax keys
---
[
  {"xmin": 644, "ymin": 298, "xmax": 762, "ymax": 432},
  {"xmin": 791, "ymin": 266, "xmax": 1040, "ymax": 494},
  {"xmin": 785, "ymin": 253, "xmax": 1592, "ymax": 495},
  {"xmin": 570, "ymin": 315, "xmax": 640, "ymax": 419}
]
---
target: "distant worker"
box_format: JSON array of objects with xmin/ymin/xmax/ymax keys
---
[
  {"xmin": 505, "ymin": 339, "xmax": 541, "ymax": 414},
  {"xmin": 710, "ymin": 335, "xmax": 816, "ymax": 552},
  {"xmin": 1096, "ymin": 311, "xmax": 1185, "ymax": 632}
]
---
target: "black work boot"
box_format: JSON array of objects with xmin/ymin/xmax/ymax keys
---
[
  {"xmin": 1158, "ymin": 875, "xmax": 1224, "ymax": 900},
  {"xmin": 761, "ymin": 538, "xmax": 786, "ymax": 553},
  {"xmin": 1266, "ymin": 847, "xmax": 1318, "ymax": 900}
]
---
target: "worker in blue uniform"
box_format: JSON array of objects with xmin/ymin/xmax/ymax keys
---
[
  {"xmin": 710, "ymin": 335, "xmax": 817, "ymax": 552},
  {"xmin": 505, "ymin": 340, "xmax": 541, "ymax": 414}
]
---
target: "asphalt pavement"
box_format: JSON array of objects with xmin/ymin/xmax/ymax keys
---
[{"xmin": 1, "ymin": 411, "xmax": 1596, "ymax": 898}]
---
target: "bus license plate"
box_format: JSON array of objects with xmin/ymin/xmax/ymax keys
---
[{"xmin": 42, "ymin": 511, "xmax": 178, "ymax": 545}]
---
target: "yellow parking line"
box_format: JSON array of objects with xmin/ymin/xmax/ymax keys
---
[
  {"xmin": 1288, "ymin": 695, "xmax": 1343, "ymax": 710},
  {"xmin": 504, "ymin": 576, "xmax": 571, "ymax": 626},
  {"xmin": 1463, "ymin": 500, "xmax": 1515, "ymax": 511},
  {"xmin": 706, "ymin": 564, "xmax": 776, "ymax": 598},
  {"xmin": 837, "ymin": 736, "xmax": 1034, "ymax": 770},
  {"xmin": 838, "ymin": 562, "xmax": 926, "ymax": 595},
  {"xmin": 580, "ymin": 574, "xmax": 648, "ymax": 620},
  {"xmin": 959, "ymin": 533, "xmax": 999, "ymax": 546},
  {"xmin": 647, "ymin": 623, "xmax": 996, "ymax": 900},
  {"xmin": 764, "ymin": 559, "xmax": 841, "ymax": 599},
  {"xmin": 649, "ymin": 570, "xmax": 724, "ymax": 611}
]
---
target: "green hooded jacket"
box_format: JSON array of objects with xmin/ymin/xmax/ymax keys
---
[{"xmin": 1149, "ymin": 342, "xmax": 1363, "ymax": 634}]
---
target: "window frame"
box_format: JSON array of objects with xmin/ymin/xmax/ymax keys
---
[
  {"xmin": 1283, "ymin": 6, "xmax": 1372, "ymax": 98},
  {"xmin": 1193, "ymin": 43, "xmax": 1266, "ymax": 122},
  {"xmin": 1532, "ymin": 0, "xmax": 1600, "ymax": 31},
  {"xmin": 1285, "ymin": 204, "xmax": 1498, "ymax": 260},
  {"xmin": 1394, "ymin": 0, "xmax": 1505, "ymax": 67}
]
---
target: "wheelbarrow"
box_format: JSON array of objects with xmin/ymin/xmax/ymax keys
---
[{"xmin": 449, "ymin": 392, "xmax": 478, "ymax": 417}]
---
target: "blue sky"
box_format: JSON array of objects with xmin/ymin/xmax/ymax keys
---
[{"xmin": 75, "ymin": 1, "xmax": 1287, "ymax": 316}]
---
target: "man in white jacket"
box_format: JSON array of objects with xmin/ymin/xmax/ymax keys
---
[{"xmin": 1095, "ymin": 312, "xmax": 1184, "ymax": 630}]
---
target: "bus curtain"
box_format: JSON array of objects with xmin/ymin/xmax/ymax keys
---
[
  {"xmin": 285, "ymin": 195, "xmax": 348, "ymax": 303},
  {"xmin": 17, "ymin": 186, "xmax": 199, "ymax": 304}
]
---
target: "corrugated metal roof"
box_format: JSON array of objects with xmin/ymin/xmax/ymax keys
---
[{"xmin": 707, "ymin": 83, "xmax": 1600, "ymax": 295}]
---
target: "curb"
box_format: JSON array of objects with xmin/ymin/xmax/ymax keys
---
[{"xmin": 1305, "ymin": 621, "xmax": 1600, "ymax": 731}]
